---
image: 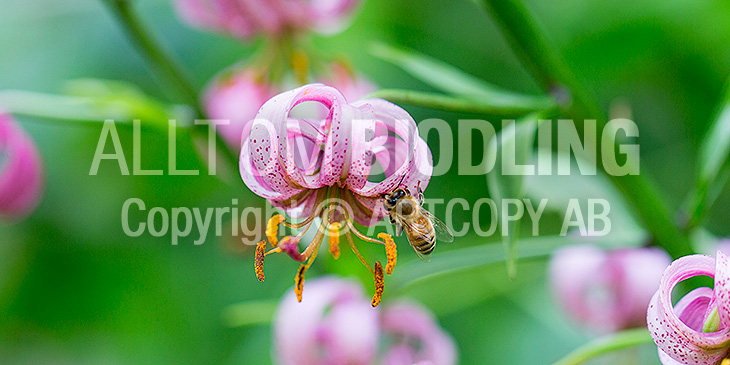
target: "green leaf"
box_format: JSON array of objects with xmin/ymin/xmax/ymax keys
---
[
  {"xmin": 0, "ymin": 79, "xmax": 189, "ymax": 128},
  {"xmin": 370, "ymin": 43, "xmax": 555, "ymax": 112},
  {"xmin": 65, "ymin": 78, "xmax": 189, "ymax": 127},
  {"xmin": 522, "ymin": 149, "xmax": 646, "ymax": 245},
  {"xmin": 688, "ymin": 84, "xmax": 730, "ymax": 227},
  {"xmin": 486, "ymin": 115, "xmax": 539, "ymax": 278},
  {"xmin": 366, "ymin": 88, "xmax": 555, "ymax": 115},
  {"xmin": 390, "ymin": 232, "xmax": 629, "ymax": 293},
  {"xmin": 552, "ymin": 328, "xmax": 653, "ymax": 365}
]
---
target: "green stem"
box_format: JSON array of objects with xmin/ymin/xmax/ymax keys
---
[
  {"xmin": 366, "ymin": 89, "xmax": 558, "ymax": 116},
  {"xmin": 552, "ymin": 328, "xmax": 653, "ymax": 365},
  {"xmin": 103, "ymin": 0, "xmax": 201, "ymax": 116},
  {"xmin": 685, "ymin": 76, "xmax": 730, "ymax": 230},
  {"xmin": 102, "ymin": 0, "xmax": 239, "ymax": 176},
  {"xmin": 481, "ymin": 0, "xmax": 692, "ymax": 258}
]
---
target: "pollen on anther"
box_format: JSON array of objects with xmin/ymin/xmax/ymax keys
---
[
  {"xmin": 254, "ymin": 240, "xmax": 266, "ymax": 282},
  {"xmin": 328, "ymin": 223, "xmax": 342, "ymax": 259},
  {"xmin": 378, "ymin": 233, "xmax": 397, "ymax": 275},
  {"xmin": 266, "ymin": 214, "xmax": 286, "ymax": 247},
  {"xmin": 372, "ymin": 261, "xmax": 384, "ymax": 307},
  {"xmin": 295, "ymin": 264, "xmax": 307, "ymax": 302}
]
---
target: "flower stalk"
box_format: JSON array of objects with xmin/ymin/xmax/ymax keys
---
[
  {"xmin": 101, "ymin": 0, "xmax": 239, "ymax": 175},
  {"xmin": 481, "ymin": 0, "xmax": 692, "ymax": 258}
]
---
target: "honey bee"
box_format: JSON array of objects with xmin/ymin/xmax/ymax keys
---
[{"xmin": 382, "ymin": 180, "xmax": 454, "ymax": 261}]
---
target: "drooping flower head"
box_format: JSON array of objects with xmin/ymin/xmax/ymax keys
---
[
  {"xmin": 274, "ymin": 277, "xmax": 457, "ymax": 365},
  {"xmin": 549, "ymin": 244, "xmax": 670, "ymax": 332},
  {"xmin": 174, "ymin": 0, "xmax": 362, "ymax": 40},
  {"xmin": 0, "ymin": 111, "xmax": 43, "ymax": 220},
  {"xmin": 244, "ymin": 84, "xmax": 432, "ymax": 306},
  {"xmin": 647, "ymin": 251, "xmax": 730, "ymax": 365}
]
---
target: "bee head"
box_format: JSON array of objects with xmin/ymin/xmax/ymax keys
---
[{"xmin": 384, "ymin": 189, "xmax": 406, "ymax": 207}]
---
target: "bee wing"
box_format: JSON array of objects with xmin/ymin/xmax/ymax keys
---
[
  {"xmin": 422, "ymin": 209, "xmax": 455, "ymax": 243},
  {"xmin": 400, "ymin": 219, "xmax": 433, "ymax": 263}
]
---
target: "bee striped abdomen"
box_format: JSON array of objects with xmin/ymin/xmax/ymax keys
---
[
  {"xmin": 414, "ymin": 236, "xmax": 435, "ymax": 255},
  {"xmin": 408, "ymin": 215, "xmax": 436, "ymax": 255}
]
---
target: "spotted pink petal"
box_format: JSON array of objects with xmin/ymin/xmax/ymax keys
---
[
  {"xmin": 647, "ymin": 254, "xmax": 730, "ymax": 365},
  {"xmin": 349, "ymin": 98, "xmax": 432, "ymax": 197},
  {"xmin": 0, "ymin": 112, "xmax": 43, "ymax": 220},
  {"xmin": 715, "ymin": 251, "xmax": 730, "ymax": 328},
  {"xmin": 239, "ymin": 84, "xmax": 432, "ymax": 226}
]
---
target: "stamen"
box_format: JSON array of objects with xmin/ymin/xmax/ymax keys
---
[
  {"xmin": 345, "ymin": 231, "xmax": 373, "ymax": 272},
  {"xmin": 294, "ymin": 264, "xmax": 306, "ymax": 302},
  {"xmin": 345, "ymin": 219, "xmax": 386, "ymax": 245},
  {"xmin": 371, "ymin": 261, "xmax": 384, "ymax": 307},
  {"xmin": 328, "ymin": 222, "xmax": 342, "ymax": 259},
  {"xmin": 266, "ymin": 215, "xmax": 286, "ymax": 247},
  {"xmin": 378, "ymin": 233, "xmax": 397, "ymax": 275},
  {"xmin": 722, "ymin": 359, "xmax": 730, "ymax": 365},
  {"xmin": 254, "ymin": 240, "xmax": 266, "ymax": 282},
  {"xmin": 293, "ymin": 225, "xmax": 325, "ymax": 302}
]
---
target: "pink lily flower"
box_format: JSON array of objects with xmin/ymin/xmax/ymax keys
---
[
  {"xmin": 273, "ymin": 277, "xmax": 457, "ymax": 365},
  {"xmin": 173, "ymin": 0, "xmax": 362, "ymax": 40},
  {"xmin": 380, "ymin": 302, "xmax": 458, "ymax": 365},
  {"xmin": 246, "ymin": 83, "xmax": 432, "ymax": 306},
  {"xmin": 549, "ymin": 244, "xmax": 670, "ymax": 332},
  {"xmin": 647, "ymin": 251, "xmax": 730, "ymax": 365},
  {"xmin": 0, "ymin": 111, "xmax": 44, "ymax": 220},
  {"xmin": 203, "ymin": 68, "xmax": 276, "ymax": 149}
]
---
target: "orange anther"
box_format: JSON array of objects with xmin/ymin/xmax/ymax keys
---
[
  {"xmin": 328, "ymin": 223, "xmax": 342, "ymax": 259},
  {"xmin": 295, "ymin": 264, "xmax": 307, "ymax": 302},
  {"xmin": 266, "ymin": 214, "xmax": 286, "ymax": 247},
  {"xmin": 371, "ymin": 261, "xmax": 384, "ymax": 307},
  {"xmin": 378, "ymin": 233, "xmax": 397, "ymax": 275},
  {"xmin": 254, "ymin": 240, "xmax": 266, "ymax": 282}
]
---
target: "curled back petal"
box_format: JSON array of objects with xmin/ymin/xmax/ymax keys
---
[
  {"xmin": 647, "ymin": 254, "xmax": 730, "ymax": 365},
  {"xmin": 715, "ymin": 251, "xmax": 730, "ymax": 328},
  {"xmin": 349, "ymin": 99, "xmax": 432, "ymax": 197}
]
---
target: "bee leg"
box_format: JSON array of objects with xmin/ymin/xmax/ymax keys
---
[
  {"xmin": 395, "ymin": 222, "xmax": 403, "ymax": 237},
  {"xmin": 416, "ymin": 180, "xmax": 424, "ymax": 205},
  {"xmin": 389, "ymin": 216, "xmax": 395, "ymax": 224}
]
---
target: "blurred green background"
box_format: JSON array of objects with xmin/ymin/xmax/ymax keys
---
[{"xmin": 1, "ymin": 0, "xmax": 730, "ymax": 363}]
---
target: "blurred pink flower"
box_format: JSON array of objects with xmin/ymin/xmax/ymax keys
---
[
  {"xmin": 203, "ymin": 68, "xmax": 275, "ymax": 149},
  {"xmin": 549, "ymin": 244, "xmax": 670, "ymax": 332},
  {"xmin": 173, "ymin": 0, "xmax": 362, "ymax": 40},
  {"xmin": 380, "ymin": 302, "xmax": 457, "ymax": 365},
  {"xmin": 318, "ymin": 62, "xmax": 376, "ymax": 103},
  {"xmin": 203, "ymin": 62, "xmax": 375, "ymax": 150},
  {"xmin": 248, "ymin": 84, "xmax": 431, "ymax": 306},
  {"xmin": 647, "ymin": 251, "xmax": 730, "ymax": 365},
  {"xmin": 0, "ymin": 111, "xmax": 43, "ymax": 220},
  {"xmin": 274, "ymin": 277, "xmax": 457, "ymax": 365}
]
